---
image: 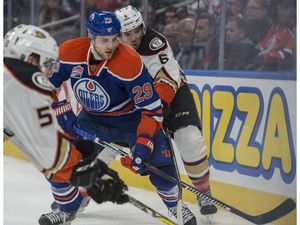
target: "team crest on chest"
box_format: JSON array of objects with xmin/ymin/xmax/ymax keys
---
[
  {"xmin": 71, "ymin": 65, "xmax": 84, "ymax": 79},
  {"xmin": 73, "ymin": 78, "xmax": 110, "ymax": 112}
]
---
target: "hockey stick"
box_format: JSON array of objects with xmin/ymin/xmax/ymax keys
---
[
  {"xmin": 74, "ymin": 127, "xmax": 296, "ymax": 225},
  {"xmin": 143, "ymin": 162, "xmax": 295, "ymax": 225},
  {"xmin": 51, "ymin": 190, "xmax": 175, "ymax": 224},
  {"xmin": 165, "ymin": 130, "xmax": 183, "ymax": 225},
  {"xmin": 128, "ymin": 194, "xmax": 177, "ymax": 225}
]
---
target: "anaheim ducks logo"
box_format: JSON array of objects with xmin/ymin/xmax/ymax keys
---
[
  {"xmin": 32, "ymin": 72, "xmax": 53, "ymax": 91},
  {"xmin": 149, "ymin": 37, "xmax": 165, "ymax": 51},
  {"xmin": 32, "ymin": 30, "xmax": 47, "ymax": 38},
  {"xmin": 74, "ymin": 78, "xmax": 110, "ymax": 112}
]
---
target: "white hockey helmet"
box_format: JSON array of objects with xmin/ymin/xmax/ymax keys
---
[
  {"xmin": 4, "ymin": 24, "xmax": 58, "ymax": 72},
  {"xmin": 115, "ymin": 5, "xmax": 146, "ymax": 33}
]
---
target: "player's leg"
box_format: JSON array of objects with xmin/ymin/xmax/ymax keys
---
[
  {"xmin": 42, "ymin": 139, "xmax": 128, "ymax": 225},
  {"xmin": 149, "ymin": 166, "xmax": 197, "ymax": 225},
  {"xmin": 149, "ymin": 130, "xmax": 196, "ymax": 225},
  {"xmin": 165, "ymin": 84, "xmax": 217, "ymax": 215},
  {"xmin": 48, "ymin": 139, "xmax": 100, "ymax": 215},
  {"xmin": 50, "ymin": 187, "xmax": 91, "ymax": 213},
  {"xmin": 39, "ymin": 141, "xmax": 85, "ymax": 225},
  {"xmin": 39, "ymin": 182, "xmax": 82, "ymax": 225}
]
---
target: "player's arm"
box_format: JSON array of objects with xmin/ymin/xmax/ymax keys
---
[
  {"xmin": 47, "ymin": 43, "xmax": 80, "ymax": 137},
  {"xmin": 48, "ymin": 62, "xmax": 70, "ymax": 89},
  {"xmin": 153, "ymin": 68, "xmax": 178, "ymax": 111},
  {"xmin": 146, "ymin": 43, "xmax": 182, "ymax": 110},
  {"xmin": 126, "ymin": 64, "xmax": 163, "ymax": 138},
  {"xmin": 122, "ymin": 64, "xmax": 163, "ymax": 174},
  {"xmin": 48, "ymin": 43, "xmax": 72, "ymax": 88}
]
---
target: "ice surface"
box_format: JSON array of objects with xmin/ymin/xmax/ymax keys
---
[{"xmin": 4, "ymin": 156, "xmax": 269, "ymax": 225}]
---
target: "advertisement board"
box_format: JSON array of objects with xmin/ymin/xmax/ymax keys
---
[{"xmin": 186, "ymin": 70, "xmax": 296, "ymax": 199}]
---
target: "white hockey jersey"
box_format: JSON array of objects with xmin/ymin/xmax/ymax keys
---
[
  {"xmin": 136, "ymin": 27, "xmax": 187, "ymax": 107},
  {"xmin": 4, "ymin": 58, "xmax": 81, "ymax": 181}
]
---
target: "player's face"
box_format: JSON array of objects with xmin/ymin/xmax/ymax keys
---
[
  {"xmin": 93, "ymin": 34, "xmax": 120, "ymax": 60},
  {"xmin": 121, "ymin": 26, "xmax": 143, "ymax": 50},
  {"xmin": 27, "ymin": 55, "xmax": 40, "ymax": 68}
]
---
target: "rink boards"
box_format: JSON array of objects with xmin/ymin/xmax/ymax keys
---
[
  {"xmin": 4, "ymin": 70, "xmax": 296, "ymax": 225},
  {"xmin": 185, "ymin": 70, "xmax": 296, "ymax": 225}
]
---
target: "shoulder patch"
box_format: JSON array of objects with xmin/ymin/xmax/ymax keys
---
[
  {"xmin": 47, "ymin": 60, "xmax": 60, "ymax": 78},
  {"xmin": 51, "ymin": 60, "xmax": 60, "ymax": 73},
  {"xmin": 149, "ymin": 37, "xmax": 165, "ymax": 51},
  {"xmin": 32, "ymin": 72, "xmax": 53, "ymax": 92},
  {"xmin": 4, "ymin": 58, "xmax": 53, "ymax": 97},
  {"xmin": 137, "ymin": 28, "xmax": 167, "ymax": 56}
]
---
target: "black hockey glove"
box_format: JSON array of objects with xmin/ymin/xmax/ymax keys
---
[
  {"xmin": 70, "ymin": 158, "xmax": 129, "ymax": 204},
  {"xmin": 87, "ymin": 175, "xmax": 129, "ymax": 204},
  {"xmin": 70, "ymin": 156, "xmax": 99, "ymax": 187}
]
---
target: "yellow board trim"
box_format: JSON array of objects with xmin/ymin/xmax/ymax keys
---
[
  {"xmin": 4, "ymin": 140, "xmax": 295, "ymax": 225},
  {"xmin": 4, "ymin": 140, "xmax": 28, "ymax": 160}
]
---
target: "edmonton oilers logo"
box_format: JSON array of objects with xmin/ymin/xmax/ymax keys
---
[{"xmin": 73, "ymin": 78, "xmax": 110, "ymax": 112}]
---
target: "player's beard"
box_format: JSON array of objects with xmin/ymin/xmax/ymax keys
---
[{"xmin": 102, "ymin": 50, "xmax": 114, "ymax": 60}]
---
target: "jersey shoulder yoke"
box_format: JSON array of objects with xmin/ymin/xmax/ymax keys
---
[
  {"xmin": 59, "ymin": 37, "xmax": 90, "ymax": 62},
  {"xmin": 107, "ymin": 43, "xmax": 143, "ymax": 80}
]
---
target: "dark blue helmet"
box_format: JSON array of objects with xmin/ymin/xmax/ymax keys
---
[{"xmin": 86, "ymin": 10, "xmax": 121, "ymax": 37}]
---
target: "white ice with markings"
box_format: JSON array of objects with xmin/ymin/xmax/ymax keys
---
[{"xmin": 4, "ymin": 156, "xmax": 272, "ymax": 225}]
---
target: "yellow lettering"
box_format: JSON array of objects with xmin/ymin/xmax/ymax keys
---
[
  {"xmin": 190, "ymin": 89, "xmax": 201, "ymax": 120},
  {"xmin": 202, "ymin": 90, "xmax": 211, "ymax": 157},
  {"xmin": 212, "ymin": 91, "xmax": 234, "ymax": 163},
  {"xmin": 236, "ymin": 92, "xmax": 260, "ymax": 167},
  {"xmin": 262, "ymin": 93, "xmax": 291, "ymax": 173}
]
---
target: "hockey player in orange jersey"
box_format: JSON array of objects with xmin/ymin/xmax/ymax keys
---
[
  {"xmin": 49, "ymin": 10, "xmax": 197, "ymax": 225},
  {"xmin": 116, "ymin": 5, "xmax": 217, "ymax": 216}
]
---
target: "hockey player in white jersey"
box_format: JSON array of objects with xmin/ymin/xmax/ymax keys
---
[
  {"xmin": 4, "ymin": 24, "xmax": 128, "ymax": 225},
  {"xmin": 116, "ymin": 6, "xmax": 217, "ymax": 216}
]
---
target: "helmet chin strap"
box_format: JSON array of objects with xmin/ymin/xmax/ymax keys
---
[{"xmin": 90, "ymin": 43, "xmax": 103, "ymax": 60}]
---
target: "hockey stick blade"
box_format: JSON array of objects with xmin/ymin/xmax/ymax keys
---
[
  {"xmin": 128, "ymin": 195, "xmax": 177, "ymax": 225},
  {"xmin": 240, "ymin": 198, "xmax": 296, "ymax": 225},
  {"xmin": 144, "ymin": 163, "xmax": 296, "ymax": 225},
  {"xmin": 74, "ymin": 127, "xmax": 296, "ymax": 224}
]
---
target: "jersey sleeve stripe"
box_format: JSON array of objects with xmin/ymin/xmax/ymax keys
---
[
  {"xmin": 83, "ymin": 104, "xmax": 136, "ymax": 117},
  {"xmin": 151, "ymin": 115, "xmax": 163, "ymax": 122},
  {"xmin": 135, "ymin": 99, "xmax": 162, "ymax": 111},
  {"xmin": 106, "ymin": 98, "xmax": 132, "ymax": 112},
  {"xmin": 142, "ymin": 109, "xmax": 163, "ymax": 122}
]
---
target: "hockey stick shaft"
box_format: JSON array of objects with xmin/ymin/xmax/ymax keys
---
[
  {"xmin": 128, "ymin": 195, "xmax": 177, "ymax": 225},
  {"xmin": 74, "ymin": 127, "xmax": 296, "ymax": 225},
  {"xmin": 74, "ymin": 127, "xmax": 176, "ymax": 224},
  {"xmin": 165, "ymin": 130, "xmax": 183, "ymax": 225},
  {"xmin": 143, "ymin": 162, "xmax": 295, "ymax": 224}
]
